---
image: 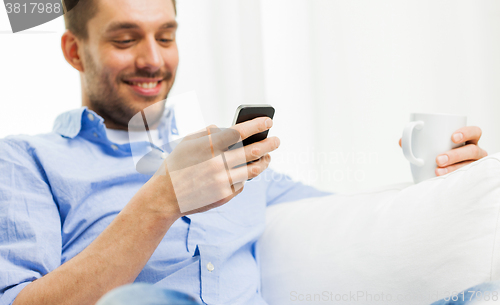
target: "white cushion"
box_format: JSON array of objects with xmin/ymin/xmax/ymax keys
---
[{"xmin": 259, "ymin": 153, "xmax": 500, "ymax": 305}]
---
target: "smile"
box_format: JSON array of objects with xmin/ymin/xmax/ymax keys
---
[
  {"xmin": 123, "ymin": 79, "xmax": 163, "ymax": 96},
  {"xmin": 129, "ymin": 81, "xmax": 160, "ymax": 89}
]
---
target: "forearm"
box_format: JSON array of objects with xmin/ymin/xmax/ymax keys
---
[{"xmin": 13, "ymin": 176, "xmax": 179, "ymax": 305}]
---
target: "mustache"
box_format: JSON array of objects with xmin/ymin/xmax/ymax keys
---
[{"xmin": 121, "ymin": 69, "xmax": 173, "ymax": 81}]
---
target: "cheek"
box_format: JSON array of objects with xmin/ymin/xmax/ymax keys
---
[
  {"xmin": 101, "ymin": 50, "xmax": 136, "ymax": 78},
  {"xmin": 164, "ymin": 47, "xmax": 179, "ymax": 72}
]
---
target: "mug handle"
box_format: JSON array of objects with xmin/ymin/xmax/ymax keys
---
[{"xmin": 402, "ymin": 121, "xmax": 425, "ymax": 167}]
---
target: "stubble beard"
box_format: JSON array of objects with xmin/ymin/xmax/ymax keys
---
[{"xmin": 82, "ymin": 50, "xmax": 174, "ymax": 130}]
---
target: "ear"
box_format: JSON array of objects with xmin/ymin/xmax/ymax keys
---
[{"xmin": 61, "ymin": 30, "xmax": 85, "ymax": 72}]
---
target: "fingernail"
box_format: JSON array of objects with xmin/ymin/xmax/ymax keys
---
[
  {"xmin": 275, "ymin": 138, "xmax": 280, "ymax": 148},
  {"xmin": 436, "ymin": 168, "xmax": 448, "ymax": 176},
  {"xmin": 265, "ymin": 119, "xmax": 273, "ymax": 128},
  {"xmin": 452, "ymin": 132, "xmax": 463, "ymax": 143},
  {"xmin": 437, "ymin": 155, "xmax": 448, "ymax": 166}
]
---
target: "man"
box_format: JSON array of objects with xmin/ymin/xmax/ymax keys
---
[{"xmin": 0, "ymin": 0, "xmax": 488, "ymax": 304}]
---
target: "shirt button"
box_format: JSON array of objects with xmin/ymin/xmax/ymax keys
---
[
  {"xmin": 93, "ymin": 132, "xmax": 98, "ymax": 138},
  {"xmin": 111, "ymin": 144, "xmax": 118, "ymax": 151},
  {"xmin": 87, "ymin": 113, "xmax": 95, "ymax": 121},
  {"xmin": 172, "ymin": 128, "xmax": 178, "ymax": 134},
  {"xmin": 206, "ymin": 262, "xmax": 215, "ymax": 272},
  {"xmin": 161, "ymin": 152, "xmax": 168, "ymax": 159}
]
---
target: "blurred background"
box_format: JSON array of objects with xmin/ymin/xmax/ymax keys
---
[{"xmin": 1, "ymin": 0, "xmax": 499, "ymax": 193}]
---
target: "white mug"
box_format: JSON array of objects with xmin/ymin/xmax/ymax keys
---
[{"xmin": 402, "ymin": 113, "xmax": 467, "ymax": 183}]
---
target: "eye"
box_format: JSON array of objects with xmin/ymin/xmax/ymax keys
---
[
  {"xmin": 114, "ymin": 40, "xmax": 134, "ymax": 44},
  {"xmin": 157, "ymin": 32, "xmax": 176, "ymax": 44}
]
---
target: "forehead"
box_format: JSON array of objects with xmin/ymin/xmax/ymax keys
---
[{"xmin": 89, "ymin": 0, "xmax": 176, "ymax": 34}]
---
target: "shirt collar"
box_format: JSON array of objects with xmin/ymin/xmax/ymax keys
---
[
  {"xmin": 52, "ymin": 106, "xmax": 178, "ymax": 143},
  {"xmin": 52, "ymin": 107, "xmax": 89, "ymax": 139}
]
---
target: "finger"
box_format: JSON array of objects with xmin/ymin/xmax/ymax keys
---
[
  {"xmin": 436, "ymin": 144, "xmax": 488, "ymax": 167},
  {"xmin": 229, "ymin": 154, "xmax": 271, "ymax": 183},
  {"xmin": 231, "ymin": 117, "xmax": 273, "ymax": 141},
  {"xmin": 182, "ymin": 126, "xmax": 239, "ymax": 155},
  {"xmin": 451, "ymin": 126, "xmax": 482, "ymax": 145},
  {"xmin": 232, "ymin": 182, "xmax": 245, "ymax": 194},
  {"xmin": 224, "ymin": 137, "xmax": 280, "ymax": 168},
  {"xmin": 399, "ymin": 138, "xmax": 402, "ymax": 148},
  {"xmin": 435, "ymin": 160, "xmax": 475, "ymax": 176},
  {"xmin": 209, "ymin": 127, "xmax": 241, "ymax": 152}
]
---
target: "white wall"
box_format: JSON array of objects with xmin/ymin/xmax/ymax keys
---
[
  {"xmin": 1, "ymin": 0, "xmax": 499, "ymax": 193},
  {"xmin": 0, "ymin": 9, "xmax": 81, "ymax": 139}
]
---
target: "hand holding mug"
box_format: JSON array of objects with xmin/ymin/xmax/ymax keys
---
[
  {"xmin": 399, "ymin": 126, "xmax": 487, "ymax": 176},
  {"xmin": 432, "ymin": 126, "xmax": 487, "ymax": 175},
  {"xmin": 399, "ymin": 113, "xmax": 487, "ymax": 183}
]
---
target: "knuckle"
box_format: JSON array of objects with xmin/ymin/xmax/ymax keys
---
[
  {"xmin": 240, "ymin": 126, "xmax": 249, "ymax": 139},
  {"xmin": 444, "ymin": 151, "xmax": 455, "ymax": 163},
  {"xmin": 212, "ymin": 136, "xmax": 223, "ymax": 149},
  {"xmin": 261, "ymin": 159, "xmax": 270, "ymax": 171},
  {"xmin": 228, "ymin": 128, "xmax": 240, "ymax": 141},
  {"xmin": 272, "ymin": 137, "xmax": 280, "ymax": 149},
  {"xmin": 265, "ymin": 154, "xmax": 271, "ymax": 163},
  {"xmin": 250, "ymin": 147, "xmax": 260, "ymax": 159},
  {"xmin": 259, "ymin": 120, "xmax": 267, "ymax": 132},
  {"xmin": 207, "ymin": 125, "xmax": 218, "ymax": 134},
  {"xmin": 250, "ymin": 165, "xmax": 260, "ymax": 176}
]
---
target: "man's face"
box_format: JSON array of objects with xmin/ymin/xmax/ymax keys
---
[{"xmin": 81, "ymin": 0, "xmax": 178, "ymax": 129}]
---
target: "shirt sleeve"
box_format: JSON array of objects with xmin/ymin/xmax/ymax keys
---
[
  {"xmin": 263, "ymin": 168, "xmax": 333, "ymax": 207},
  {"xmin": 0, "ymin": 139, "xmax": 62, "ymax": 305}
]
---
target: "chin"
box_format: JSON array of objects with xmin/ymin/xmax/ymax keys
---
[{"xmin": 130, "ymin": 98, "xmax": 166, "ymax": 113}]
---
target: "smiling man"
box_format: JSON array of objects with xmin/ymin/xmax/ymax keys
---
[
  {"xmin": 64, "ymin": 0, "xmax": 179, "ymax": 130},
  {"xmin": 0, "ymin": 0, "xmax": 489, "ymax": 305},
  {"xmin": 1, "ymin": 0, "xmax": 325, "ymax": 304}
]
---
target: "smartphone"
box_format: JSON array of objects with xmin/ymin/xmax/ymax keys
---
[{"xmin": 232, "ymin": 104, "xmax": 275, "ymax": 147}]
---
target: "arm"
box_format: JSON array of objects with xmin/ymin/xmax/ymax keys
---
[
  {"xmin": 11, "ymin": 117, "xmax": 278, "ymax": 305},
  {"xmin": 12, "ymin": 156, "xmax": 181, "ymax": 305},
  {"xmin": 263, "ymin": 168, "xmax": 333, "ymax": 207}
]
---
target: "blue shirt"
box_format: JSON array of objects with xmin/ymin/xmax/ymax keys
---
[{"xmin": 0, "ymin": 106, "xmax": 331, "ymax": 305}]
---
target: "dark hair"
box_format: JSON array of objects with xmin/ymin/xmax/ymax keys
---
[{"xmin": 63, "ymin": 0, "xmax": 177, "ymax": 40}]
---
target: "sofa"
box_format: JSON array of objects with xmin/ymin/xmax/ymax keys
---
[{"xmin": 258, "ymin": 152, "xmax": 500, "ymax": 305}]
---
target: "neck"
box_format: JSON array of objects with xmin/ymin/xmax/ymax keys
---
[{"xmin": 81, "ymin": 88, "xmax": 163, "ymax": 131}]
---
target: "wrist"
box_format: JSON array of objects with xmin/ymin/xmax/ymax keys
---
[{"xmin": 130, "ymin": 173, "xmax": 181, "ymax": 224}]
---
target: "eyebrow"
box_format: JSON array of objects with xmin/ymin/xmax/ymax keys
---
[
  {"xmin": 159, "ymin": 21, "xmax": 178, "ymax": 30},
  {"xmin": 105, "ymin": 21, "xmax": 178, "ymax": 33}
]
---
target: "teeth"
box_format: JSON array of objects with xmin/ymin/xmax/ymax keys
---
[{"xmin": 131, "ymin": 82, "xmax": 158, "ymax": 89}]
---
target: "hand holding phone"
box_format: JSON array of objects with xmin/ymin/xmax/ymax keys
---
[
  {"xmin": 154, "ymin": 105, "xmax": 278, "ymax": 216},
  {"xmin": 230, "ymin": 105, "xmax": 276, "ymax": 180},
  {"xmin": 231, "ymin": 104, "xmax": 275, "ymax": 148}
]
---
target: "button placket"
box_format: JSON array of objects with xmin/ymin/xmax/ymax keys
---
[{"xmin": 198, "ymin": 244, "xmax": 220, "ymax": 305}]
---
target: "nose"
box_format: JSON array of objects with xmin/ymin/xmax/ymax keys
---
[{"xmin": 136, "ymin": 36, "xmax": 164, "ymax": 73}]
